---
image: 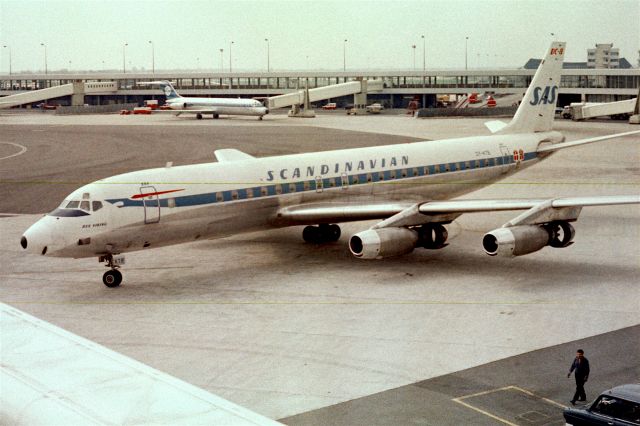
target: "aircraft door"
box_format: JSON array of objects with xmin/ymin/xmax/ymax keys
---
[
  {"xmin": 140, "ymin": 186, "xmax": 160, "ymax": 224},
  {"xmin": 499, "ymin": 144, "xmax": 513, "ymax": 174}
]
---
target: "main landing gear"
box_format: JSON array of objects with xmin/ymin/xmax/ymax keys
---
[
  {"xmin": 302, "ymin": 224, "xmax": 341, "ymax": 244},
  {"xmin": 100, "ymin": 254, "xmax": 123, "ymax": 288},
  {"xmin": 196, "ymin": 113, "xmax": 203, "ymax": 120}
]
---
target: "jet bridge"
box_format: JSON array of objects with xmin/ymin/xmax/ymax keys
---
[
  {"xmin": 0, "ymin": 81, "xmax": 117, "ymax": 109},
  {"xmin": 572, "ymin": 97, "xmax": 638, "ymax": 121},
  {"xmin": 267, "ymin": 79, "xmax": 383, "ymax": 113}
]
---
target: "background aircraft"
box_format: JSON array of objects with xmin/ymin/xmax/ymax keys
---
[
  {"xmin": 141, "ymin": 80, "xmax": 269, "ymax": 120},
  {"xmin": 21, "ymin": 42, "xmax": 640, "ymax": 287}
]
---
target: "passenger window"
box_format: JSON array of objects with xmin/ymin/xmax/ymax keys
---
[
  {"xmin": 92, "ymin": 201, "xmax": 103, "ymax": 211},
  {"xmin": 66, "ymin": 200, "xmax": 80, "ymax": 208},
  {"xmin": 80, "ymin": 201, "xmax": 90, "ymax": 211}
]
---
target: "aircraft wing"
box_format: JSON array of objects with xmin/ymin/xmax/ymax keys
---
[
  {"xmin": 274, "ymin": 196, "xmax": 640, "ymax": 227},
  {"xmin": 537, "ymin": 130, "xmax": 640, "ymax": 153}
]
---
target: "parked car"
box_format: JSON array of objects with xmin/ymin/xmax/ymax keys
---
[
  {"xmin": 564, "ymin": 383, "xmax": 640, "ymax": 425},
  {"xmin": 322, "ymin": 103, "xmax": 337, "ymax": 110},
  {"xmin": 366, "ymin": 103, "xmax": 384, "ymax": 113}
]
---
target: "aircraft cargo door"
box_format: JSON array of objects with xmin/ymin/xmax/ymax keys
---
[{"xmin": 140, "ymin": 186, "xmax": 160, "ymax": 224}]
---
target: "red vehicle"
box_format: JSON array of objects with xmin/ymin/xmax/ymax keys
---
[
  {"xmin": 322, "ymin": 103, "xmax": 337, "ymax": 110},
  {"xmin": 36, "ymin": 102, "xmax": 59, "ymax": 110}
]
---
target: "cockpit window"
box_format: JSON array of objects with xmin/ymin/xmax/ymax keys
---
[{"xmin": 50, "ymin": 198, "xmax": 104, "ymax": 217}]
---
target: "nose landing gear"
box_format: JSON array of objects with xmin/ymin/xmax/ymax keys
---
[{"xmin": 100, "ymin": 254, "xmax": 123, "ymax": 288}]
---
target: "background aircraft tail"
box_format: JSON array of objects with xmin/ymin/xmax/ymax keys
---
[
  {"xmin": 157, "ymin": 81, "xmax": 181, "ymax": 100},
  {"xmin": 498, "ymin": 41, "xmax": 565, "ymax": 134}
]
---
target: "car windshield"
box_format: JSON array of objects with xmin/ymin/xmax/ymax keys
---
[{"xmin": 591, "ymin": 395, "xmax": 640, "ymax": 423}]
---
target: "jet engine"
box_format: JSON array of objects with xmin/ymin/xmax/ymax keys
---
[
  {"xmin": 349, "ymin": 228, "xmax": 419, "ymax": 259},
  {"xmin": 482, "ymin": 225, "xmax": 550, "ymax": 257},
  {"xmin": 482, "ymin": 221, "xmax": 575, "ymax": 257}
]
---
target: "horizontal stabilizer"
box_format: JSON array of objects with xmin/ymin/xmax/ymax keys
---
[
  {"xmin": 214, "ymin": 149, "xmax": 256, "ymax": 162},
  {"xmin": 537, "ymin": 130, "xmax": 640, "ymax": 153},
  {"xmin": 484, "ymin": 120, "xmax": 508, "ymax": 133}
]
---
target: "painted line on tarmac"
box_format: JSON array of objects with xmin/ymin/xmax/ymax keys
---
[
  {"xmin": 0, "ymin": 142, "xmax": 27, "ymax": 161},
  {"xmin": 452, "ymin": 385, "xmax": 567, "ymax": 426}
]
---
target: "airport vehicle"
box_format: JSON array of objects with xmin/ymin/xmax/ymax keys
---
[
  {"xmin": 366, "ymin": 103, "xmax": 383, "ymax": 113},
  {"xmin": 20, "ymin": 42, "xmax": 640, "ymax": 287},
  {"xmin": 142, "ymin": 81, "xmax": 268, "ymax": 120},
  {"xmin": 563, "ymin": 384, "xmax": 640, "ymax": 425},
  {"xmin": 322, "ymin": 103, "xmax": 337, "ymax": 110}
]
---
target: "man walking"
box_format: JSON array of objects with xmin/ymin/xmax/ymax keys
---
[{"xmin": 567, "ymin": 349, "xmax": 590, "ymax": 405}]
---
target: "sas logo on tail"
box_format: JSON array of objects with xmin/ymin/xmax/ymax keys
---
[{"xmin": 529, "ymin": 85, "xmax": 558, "ymax": 106}]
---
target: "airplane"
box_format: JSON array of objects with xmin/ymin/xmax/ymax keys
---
[
  {"xmin": 20, "ymin": 42, "xmax": 640, "ymax": 288},
  {"xmin": 141, "ymin": 80, "xmax": 269, "ymax": 120}
]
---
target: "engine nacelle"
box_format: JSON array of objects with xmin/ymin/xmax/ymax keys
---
[
  {"xmin": 482, "ymin": 225, "xmax": 551, "ymax": 257},
  {"xmin": 349, "ymin": 228, "xmax": 419, "ymax": 259}
]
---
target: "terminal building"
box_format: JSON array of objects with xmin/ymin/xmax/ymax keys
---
[{"xmin": 1, "ymin": 63, "xmax": 638, "ymax": 110}]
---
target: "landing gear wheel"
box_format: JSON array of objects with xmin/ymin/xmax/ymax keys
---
[
  {"xmin": 196, "ymin": 113, "xmax": 203, "ymax": 120},
  {"xmin": 259, "ymin": 116, "xmax": 263, "ymax": 120},
  {"xmin": 326, "ymin": 224, "xmax": 341, "ymax": 242},
  {"xmin": 103, "ymin": 269, "xmax": 122, "ymax": 288},
  {"xmin": 303, "ymin": 226, "xmax": 321, "ymax": 243},
  {"xmin": 302, "ymin": 224, "xmax": 341, "ymax": 243},
  {"xmin": 213, "ymin": 113, "xmax": 220, "ymax": 119},
  {"xmin": 418, "ymin": 223, "xmax": 449, "ymax": 249}
]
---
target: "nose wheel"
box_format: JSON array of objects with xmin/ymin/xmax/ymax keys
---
[
  {"xmin": 100, "ymin": 254, "xmax": 123, "ymax": 288},
  {"xmin": 103, "ymin": 270, "xmax": 122, "ymax": 288}
]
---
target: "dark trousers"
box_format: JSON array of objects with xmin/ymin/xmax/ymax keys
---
[{"xmin": 573, "ymin": 377, "xmax": 586, "ymax": 401}]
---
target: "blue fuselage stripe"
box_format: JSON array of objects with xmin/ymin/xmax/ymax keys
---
[{"xmin": 106, "ymin": 153, "xmax": 537, "ymax": 208}]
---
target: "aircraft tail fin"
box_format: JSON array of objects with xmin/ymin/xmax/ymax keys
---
[
  {"xmin": 157, "ymin": 81, "xmax": 181, "ymax": 99},
  {"xmin": 498, "ymin": 42, "xmax": 565, "ymax": 134}
]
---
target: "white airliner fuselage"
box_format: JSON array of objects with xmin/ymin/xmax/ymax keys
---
[
  {"xmin": 23, "ymin": 131, "xmax": 561, "ymax": 259},
  {"xmin": 21, "ymin": 42, "xmax": 640, "ymax": 287},
  {"xmin": 148, "ymin": 81, "xmax": 268, "ymax": 119}
]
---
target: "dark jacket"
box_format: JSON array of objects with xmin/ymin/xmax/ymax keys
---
[{"xmin": 569, "ymin": 357, "xmax": 590, "ymax": 379}]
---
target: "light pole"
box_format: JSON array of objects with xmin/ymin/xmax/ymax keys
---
[
  {"xmin": 229, "ymin": 41, "xmax": 234, "ymax": 73},
  {"xmin": 40, "ymin": 43, "xmax": 47, "ymax": 74},
  {"xmin": 219, "ymin": 48, "xmax": 224, "ymax": 72},
  {"xmin": 465, "ymin": 36, "xmax": 469, "ymax": 70},
  {"xmin": 421, "ymin": 35, "xmax": 425, "ymax": 73},
  {"xmin": 148, "ymin": 40, "xmax": 154, "ymax": 75},
  {"xmin": 412, "ymin": 44, "xmax": 416, "ymax": 71},
  {"xmin": 122, "ymin": 42, "xmax": 128, "ymax": 73},
  {"xmin": 264, "ymin": 38, "xmax": 270, "ymax": 72},
  {"xmin": 2, "ymin": 45, "xmax": 11, "ymax": 75},
  {"xmin": 196, "ymin": 57, "xmax": 200, "ymax": 70},
  {"xmin": 343, "ymin": 39, "xmax": 348, "ymax": 71}
]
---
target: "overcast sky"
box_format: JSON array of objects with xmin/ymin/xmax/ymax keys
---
[{"xmin": 1, "ymin": 0, "xmax": 638, "ymax": 73}]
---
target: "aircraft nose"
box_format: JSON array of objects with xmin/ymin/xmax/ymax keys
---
[{"xmin": 22, "ymin": 218, "xmax": 54, "ymax": 256}]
